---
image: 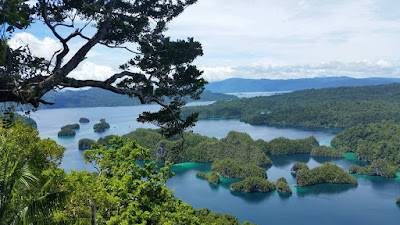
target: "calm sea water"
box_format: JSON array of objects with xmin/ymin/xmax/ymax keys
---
[{"xmin": 29, "ymin": 104, "xmax": 400, "ymax": 225}]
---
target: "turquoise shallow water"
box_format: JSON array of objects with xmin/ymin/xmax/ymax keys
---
[{"xmin": 29, "ymin": 105, "xmax": 400, "ymax": 225}]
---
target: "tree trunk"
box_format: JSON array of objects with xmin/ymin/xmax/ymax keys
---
[{"xmin": 90, "ymin": 200, "xmax": 96, "ymax": 225}]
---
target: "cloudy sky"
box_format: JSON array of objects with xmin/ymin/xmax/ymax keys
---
[{"xmin": 11, "ymin": 0, "xmax": 400, "ymax": 82}]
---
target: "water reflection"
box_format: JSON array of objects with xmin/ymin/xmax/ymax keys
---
[
  {"xmin": 296, "ymin": 184, "xmax": 358, "ymax": 197},
  {"xmin": 269, "ymin": 154, "xmax": 311, "ymax": 167},
  {"xmin": 230, "ymin": 191, "xmax": 275, "ymax": 204}
]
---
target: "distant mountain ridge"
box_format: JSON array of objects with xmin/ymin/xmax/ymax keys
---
[
  {"xmin": 39, "ymin": 88, "xmax": 237, "ymax": 109},
  {"xmin": 205, "ymin": 76, "xmax": 400, "ymax": 93}
]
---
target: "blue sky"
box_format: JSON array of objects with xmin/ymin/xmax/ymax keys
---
[{"xmin": 10, "ymin": 0, "xmax": 400, "ymax": 82}]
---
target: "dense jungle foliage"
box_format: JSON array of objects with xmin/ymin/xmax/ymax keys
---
[
  {"xmin": 0, "ymin": 122, "xmax": 254, "ymax": 224},
  {"xmin": 348, "ymin": 159, "xmax": 397, "ymax": 178},
  {"xmin": 331, "ymin": 123, "xmax": 400, "ymax": 171},
  {"xmin": 276, "ymin": 177, "xmax": 292, "ymax": 194},
  {"xmin": 183, "ymin": 83, "xmax": 400, "ymax": 128},
  {"xmin": 296, "ymin": 162, "xmax": 358, "ymax": 186},
  {"xmin": 211, "ymin": 158, "xmax": 267, "ymax": 179},
  {"xmin": 311, "ymin": 146, "xmax": 345, "ymax": 158},
  {"xmin": 230, "ymin": 177, "xmax": 276, "ymax": 193},
  {"xmin": 122, "ymin": 129, "xmax": 272, "ymax": 165}
]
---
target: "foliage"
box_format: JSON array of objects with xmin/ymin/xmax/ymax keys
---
[
  {"xmin": 397, "ymin": 197, "xmax": 400, "ymax": 204},
  {"xmin": 311, "ymin": 146, "xmax": 344, "ymax": 158},
  {"xmin": 183, "ymin": 83, "xmax": 400, "ymax": 128},
  {"xmin": 78, "ymin": 138, "xmax": 95, "ymax": 150},
  {"xmin": 276, "ymin": 177, "xmax": 292, "ymax": 194},
  {"xmin": 230, "ymin": 177, "xmax": 276, "ymax": 193},
  {"xmin": 296, "ymin": 162, "xmax": 358, "ymax": 186},
  {"xmin": 211, "ymin": 158, "xmax": 267, "ymax": 179},
  {"xmin": 97, "ymin": 135, "xmax": 118, "ymax": 146},
  {"xmin": 79, "ymin": 117, "xmax": 90, "ymax": 123},
  {"xmin": 93, "ymin": 120, "xmax": 110, "ymax": 133},
  {"xmin": 0, "ymin": 0, "xmax": 206, "ymax": 138},
  {"xmin": 262, "ymin": 136, "xmax": 319, "ymax": 155},
  {"xmin": 57, "ymin": 128, "xmax": 75, "ymax": 137},
  {"xmin": 291, "ymin": 162, "xmax": 309, "ymax": 173},
  {"xmin": 61, "ymin": 123, "xmax": 80, "ymax": 130},
  {"xmin": 0, "ymin": 110, "xmax": 37, "ymax": 128},
  {"xmin": 349, "ymin": 159, "xmax": 397, "ymax": 178},
  {"xmin": 0, "ymin": 121, "xmax": 66, "ymax": 224},
  {"xmin": 331, "ymin": 123, "xmax": 400, "ymax": 170},
  {"xmin": 196, "ymin": 171, "xmax": 209, "ymax": 179},
  {"xmin": 40, "ymin": 89, "xmax": 237, "ymax": 109},
  {"xmin": 208, "ymin": 171, "xmax": 221, "ymax": 184},
  {"xmin": 122, "ymin": 129, "xmax": 272, "ymax": 166},
  {"xmin": 58, "ymin": 136, "xmax": 249, "ymax": 224},
  {"xmin": 195, "ymin": 172, "xmax": 220, "ymax": 184}
]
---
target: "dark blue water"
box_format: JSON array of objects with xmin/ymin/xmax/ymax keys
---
[{"xmin": 29, "ymin": 105, "xmax": 400, "ymax": 225}]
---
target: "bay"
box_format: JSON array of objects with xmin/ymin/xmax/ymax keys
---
[{"xmin": 28, "ymin": 104, "xmax": 400, "ymax": 225}]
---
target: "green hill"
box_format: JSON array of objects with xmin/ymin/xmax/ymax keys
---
[
  {"xmin": 184, "ymin": 83, "xmax": 400, "ymax": 128},
  {"xmin": 39, "ymin": 88, "xmax": 237, "ymax": 109}
]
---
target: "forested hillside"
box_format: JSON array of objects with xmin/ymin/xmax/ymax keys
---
[
  {"xmin": 184, "ymin": 83, "xmax": 400, "ymax": 128},
  {"xmin": 206, "ymin": 77, "xmax": 400, "ymax": 93},
  {"xmin": 39, "ymin": 89, "xmax": 237, "ymax": 109}
]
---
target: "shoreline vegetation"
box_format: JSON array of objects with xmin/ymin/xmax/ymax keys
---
[
  {"xmin": 182, "ymin": 83, "xmax": 400, "ymax": 129},
  {"xmin": 93, "ymin": 119, "xmax": 111, "ymax": 133},
  {"xmin": 39, "ymin": 89, "xmax": 238, "ymax": 109},
  {"xmin": 332, "ymin": 123, "xmax": 400, "ymax": 178},
  {"xmin": 295, "ymin": 162, "xmax": 358, "ymax": 186},
  {"xmin": 58, "ymin": 123, "xmax": 80, "ymax": 137}
]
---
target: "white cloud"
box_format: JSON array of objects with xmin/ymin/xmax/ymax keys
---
[
  {"xmin": 167, "ymin": 0, "xmax": 400, "ymax": 67},
  {"xmin": 68, "ymin": 61, "xmax": 116, "ymax": 81},
  {"xmin": 9, "ymin": 32, "xmax": 61, "ymax": 60},
  {"xmin": 201, "ymin": 60, "xmax": 400, "ymax": 82}
]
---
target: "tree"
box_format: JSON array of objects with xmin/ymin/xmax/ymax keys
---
[
  {"xmin": 0, "ymin": 0, "xmax": 205, "ymax": 137},
  {"xmin": 59, "ymin": 136, "xmax": 250, "ymax": 224},
  {"xmin": 0, "ymin": 121, "xmax": 67, "ymax": 224}
]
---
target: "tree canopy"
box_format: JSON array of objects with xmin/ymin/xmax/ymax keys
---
[{"xmin": 0, "ymin": 0, "xmax": 205, "ymax": 137}]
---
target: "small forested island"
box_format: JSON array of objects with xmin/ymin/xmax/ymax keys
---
[
  {"xmin": 230, "ymin": 177, "xmax": 276, "ymax": 193},
  {"xmin": 332, "ymin": 123, "xmax": 400, "ymax": 176},
  {"xmin": 182, "ymin": 83, "xmax": 400, "ymax": 128},
  {"xmin": 93, "ymin": 119, "xmax": 111, "ymax": 133},
  {"xmin": 79, "ymin": 117, "xmax": 90, "ymax": 123},
  {"xmin": 61, "ymin": 123, "xmax": 80, "ymax": 130},
  {"xmin": 310, "ymin": 146, "xmax": 345, "ymax": 158},
  {"xmin": 58, "ymin": 123, "xmax": 80, "ymax": 137},
  {"xmin": 78, "ymin": 138, "xmax": 95, "ymax": 150},
  {"xmin": 262, "ymin": 136, "xmax": 319, "ymax": 155},
  {"xmin": 295, "ymin": 162, "xmax": 358, "ymax": 186},
  {"xmin": 276, "ymin": 177, "xmax": 292, "ymax": 194},
  {"xmin": 122, "ymin": 129, "xmax": 273, "ymax": 165},
  {"xmin": 58, "ymin": 128, "xmax": 76, "ymax": 137},
  {"xmin": 211, "ymin": 158, "xmax": 267, "ymax": 179},
  {"xmin": 397, "ymin": 197, "xmax": 400, "ymax": 204},
  {"xmin": 196, "ymin": 171, "xmax": 221, "ymax": 184},
  {"xmin": 349, "ymin": 159, "xmax": 397, "ymax": 178},
  {"xmin": 291, "ymin": 162, "xmax": 309, "ymax": 174}
]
